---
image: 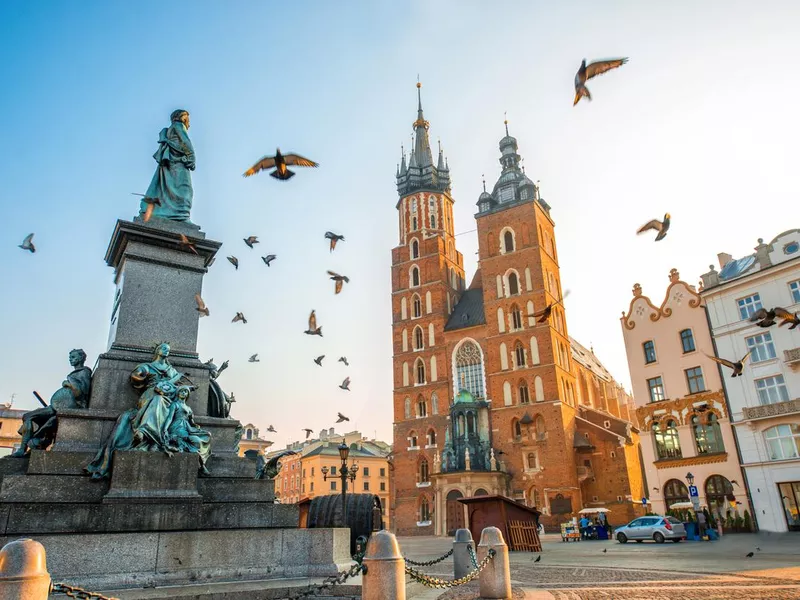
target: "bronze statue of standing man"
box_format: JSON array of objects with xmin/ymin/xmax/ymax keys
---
[{"xmin": 139, "ymin": 109, "xmax": 195, "ymax": 223}]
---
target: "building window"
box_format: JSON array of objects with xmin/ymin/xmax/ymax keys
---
[
  {"xmin": 430, "ymin": 214, "xmax": 436, "ymax": 229},
  {"xmin": 790, "ymin": 280, "xmax": 800, "ymax": 303},
  {"xmin": 415, "ymin": 359, "xmax": 426, "ymax": 385},
  {"xmin": 419, "ymin": 459, "xmax": 429, "ymax": 483},
  {"xmin": 653, "ymin": 420, "xmax": 682, "ymax": 459},
  {"xmin": 526, "ymin": 452, "xmax": 537, "ymax": 470},
  {"xmin": 647, "ymin": 376, "xmax": 666, "ymax": 402},
  {"xmin": 746, "ymin": 332, "xmax": 777, "ymax": 363},
  {"xmin": 508, "ymin": 272, "xmax": 520, "ymax": 296},
  {"xmin": 330, "ymin": 466, "xmax": 337, "ymax": 475},
  {"xmin": 431, "ymin": 392, "xmax": 439, "ymax": 415},
  {"xmin": 426, "ymin": 429, "xmax": 436, "ymax": 446},
  {"xmin": 331, "ymin": 481, "xmax": 337, "ymax": 491},
  {"xmin": 755, "ymin": 375, "xmax": 790, "ymax": 405},
  {"xmin": 663, "ymin": 479, "xmax": 689, "ymax": 510},
  {"xmin": 404, "ymin": 397, "xmax": 411, "ymax": 419},
  {"xmin": 519, "ymin": 381, "xmax": 530, "ymax": 404},
  {"xmin": 705, "ymin": 475, "xmax": 734, "ymax": 515},
  {"xmin": 454, "ymin": 340, "xmax": 486, "ymax": 399},
  {"xmin": 510, "ymin": 305, "xmax": 522, "ymax": 330},
  {"xmin": 380, "ymin": 468, "xmax": 386, "ymax": 477},
  {"xmin": 411, "ymin": 239, "xmax": 419, "ymax": 259},
  {"xmin": 363, "ymin": 467, "xmax": 370, "ymax": 476},
  {"xmin": 764, "ymin": 424, "xmax": 800, "ymax": 460},
  {"xmin": 310, "ymin": 482, "xmax": 314, "ymax": 492},
  {"xmin": 503, "ymin": 230, "xmax": 515, "ymax": 253},
  {"xmin": 409, "ymin": 432, "xmax": 418, "ymax": 448},
  {"xmin": 692, "ymin": 413, "xmax": 724, "ymax": 454},
  {"xmin": 417, "ymin": 398, "xmax": 427, "ymax": 417},
  {"xmin": 380, "ymin": 482, "xmax": 386, "ymax": 491},
  {"xmin": 643, "ymin": 341, "xmax": 657, "ymax": 364},
  {"xmin": 364, "ymin": 482, "xmax": 370, "ymax": 491},
  {"xmin": 514, "ymin": 343, "xmax": 526, "ymax": 368},
  {"xmin": 414, "ymin": 326, "xmax": 424, "ymax": 350},
  {"xmin": 685, "ymin": 367, "xmax": 706, "ymax": 394},
  {"xmin": 680, "ymin": 329, "xmax": 695, "ymax": 353},
  {"xmin": 737, "ymin": 293, "xmax": 763, "ymax": 320},
  {"xmin": 412, "ymin": 216, "xmax": 418, "ymax": 231},
  {"xmin": 412, "ymin": 294, "xmax": 422, "ymax": 318},
  {"xmin": 419, "ymin": 497, "xmax": 430, "ymax": 522},
  {"xmin": 411, "ymin": 266, "xmax": 420, "ymax": 287},
  {"xmin": 513, "ymin": 419, "xmax": 522, "ymax": 440},
  {"xmin": 246, "ymin": 428, "xmax": 253, "ymax": 440}
]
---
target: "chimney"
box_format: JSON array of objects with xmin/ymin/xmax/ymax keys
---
[
  {"xmin": 717, "ymin": 253, "xmax": 733, "ymax": 269},
  {"xmin": 329, "ymin": 427, "xmax": 334, "ymax": 435},
  {"xmin": 700, "ymin": 265, "xmax": 720, "ymax": 290}
]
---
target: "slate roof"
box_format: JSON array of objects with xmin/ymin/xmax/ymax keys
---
[{"xmin": 444, "ymin": 288, "xmax": 486, "ymax": 331}]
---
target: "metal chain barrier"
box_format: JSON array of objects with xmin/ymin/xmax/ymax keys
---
[
  {"xmin": 51, "ymin": 582, "xmax": 120, "ymax": 600},
  {"xmin": 403, "ymin": 547, "xmax": 453, "ymax": 566},
  {"xmin": 282, "ymin": 557, "xmax": 365, "ymax": 600},
  {"xmin": 404, "ymin": 548, "xmax": 495, "ymax": 589},
  {"xmin": 467, "ymin": 544, "xmax": 479, "ymax": 570}
]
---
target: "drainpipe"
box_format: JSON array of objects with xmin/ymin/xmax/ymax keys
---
[{"xmin": 703, "ymin": 304, "xmax": 759, "ymax": 531}]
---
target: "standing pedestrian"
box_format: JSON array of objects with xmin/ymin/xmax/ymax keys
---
[{"xmin": 696, "ymin": 510, "xmax": 707, "ymax": 540}]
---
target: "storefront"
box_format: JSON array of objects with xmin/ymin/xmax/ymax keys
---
[{"xmin": 778, "ymin": 482, "xmax": 800, "ymax": 531}]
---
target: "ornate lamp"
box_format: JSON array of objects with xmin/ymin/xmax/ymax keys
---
[
  {"xmin": 685, "ymin": 472, "xmax": 695, "ymax": 486},
  {"xmin": 339, "ymin": 440, "xmax": 350, "ymax": 462}
]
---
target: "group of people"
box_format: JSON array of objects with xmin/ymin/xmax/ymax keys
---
[{"xmin": 579, "ymin": 512, "xmax": 608, "ymax": 539}]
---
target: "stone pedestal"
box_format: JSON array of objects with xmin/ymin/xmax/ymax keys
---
[{"xmin": 104, "ymin": 452, "xmax": 202, "ymax": 503}]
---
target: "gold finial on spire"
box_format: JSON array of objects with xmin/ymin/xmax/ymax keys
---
[
  {"xmin": 417, "ymin": 73, "xmax": 421, "ymax": 89},
  {"xmin": 504, "ymin": 111, "xmax": 509, "ymax": 136},
  {"xmin": 482, "ymin": 174, "xmax": 486, "ymax": 192}
]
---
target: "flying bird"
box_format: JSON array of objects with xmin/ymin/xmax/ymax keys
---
[
  {"xmin": 266, "ymin": 425, "xmax": 277, "ymax": 433},
  {"xmin": 243, "ymin": 149, "xmax": 319, "ymax": 181},
  {"xmin": 336, "ymin": 412, "xmax": 349, "ymax": 423},
  {"xmin": 255, "ymin": 450, "xmax": 297, "ymax": 480},
  {"xmin": 18, "ymin": 233, "xmax": 35, "ymax": 253},
  {"xmin": 573, "ymin": 57, "xmax": 628, "ymax": 106},
  {"xmin": 756, "ymin": 547, "xmax": 761, "ymax": 551},
  {"xmin": 338, "ymin": 356, "xmax": 349, "ymax": 366},
  {"xmin": 746, "ymin": 552, "xmax": 754, "ymax": 558},
  {"xmin": 227, "ymin": 256, "xmax": 239, "ymax": 270},
  {"xmin": 314, "ymin": 355, "xmax": 325, "ymax": 366},
  {"xmin": 653, "ymin": 487, "xmax": 660, "ymax": 492},
  {"xmin": 325, "ymin": 231, "xmax": 345, "ymax": 252},
  {"xmin": 602, "ymin": 549, "xmax": 607, "ymax": 553},
  {"xmin": 637, "ymin": 213, "xmax": 671, "ymax": 241},
  {"xmin": 262, "ymin": 254, "xmax": 277, "ymax": 267},
  {"xmin": 327, "ymin": 271, "xmax": 350, "ymax": 294},
  {"xmin": 705, "ymin": 351, "xmax": 750, "ymax": 377},
  {"xmin": 132, "ymin": 193, "xmax": 160, "ymax": 223},
  {"xmin": 194, "ymin": 294, "xmax": 210, "ymax": 317},
  {"xmin": 303, "ymin": 428, "xmax": 314, "ymax": 439},
  {"xmin": 529, "ymin": 290, "xmax": 571, "ymax": 324},
  {"xmin": 750, "ymin": 308, "xmax": 777, "ymax": 328},
  {"xmin": 248, "ymin": 354, "xmax": 260, "ymax": 363},
  {"xmin": 244, "ymin": 236, "xmax": 259, "ymax": 248},
  {"xmin": 178, "ymin": 234, "xmax": 198, "ymax": 255},
  {"xmin": 232, "ymin": 312, "xmax": 248, "ymax": 324},
  {"xmin": 534, "ymin": 555, "xmax": 541, "ymax": 563},
  {"xmin": 339, "ymin": 377, "xmax": 351, "ymax": 391},
  {"xmin": 775, "ymin": 307, "xmax": 800, "ymax": 329},
  {"xmin": 304, "ymin": 310, "xmax": 323, "ymax": 336}
]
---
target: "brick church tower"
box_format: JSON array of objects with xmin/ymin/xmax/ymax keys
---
[{"xmin": 390, "ymin": 91, "xmax": 641, "ymax": 536}]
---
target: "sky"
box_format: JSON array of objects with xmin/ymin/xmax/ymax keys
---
[{"xmin": 1, "ymin": 1, "xmax": 799, "ymax": 445}]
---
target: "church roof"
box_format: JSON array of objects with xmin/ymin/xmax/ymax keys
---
[
  {"xmin": 444, "ymin": 288, "xmax": 486, "ymax": 331},
  {"xmin": 569, "ymin": 337, "xmax": 612, "ymax": 383}
]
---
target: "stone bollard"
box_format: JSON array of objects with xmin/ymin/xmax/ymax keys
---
[
  {"xmin": 0, "ymin": 539, "xmax": 51, "ymax": 600},
  {"xmin": 477, "ymin": 526, "xmax": 512, "ymax": 599},
  {"xmin": 362, "ymin": 530, "xmax": 405, "ymax": 600},
  {"xmin": 453, "ymin": 528, "xmax": 475, "ymax": 579}
]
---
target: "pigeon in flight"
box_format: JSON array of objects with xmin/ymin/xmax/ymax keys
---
[
  {"xmin": 266, "ymin": 425, "xmax": 277, "ymax": 433},
  {"xmin": 244, "ymin": 236, "xmax": 259, "ymax": 249},
  {"xmin": 18, "ymin": 233, "xmax": 36, "ymax": 253},
  {"xmin": 336, "ymin": 412, "xmax": 349, "ymax": 423},
  {"xmin": 314, "ymin": 355, "xmax": 325, "ymax": 366},
  {"xmin": 637, "ymin": 214, "xmax": 671, "ymax": 241},
  {"xmin": 529, "ymin": 291, "xmax": 571, "ymax": 324},
  {"xmin": 573, "ymin": 57, "xmax": 628, "ymax": 106},
  {"xmin": 303, "ymin": 428, "xmax": 314, "ymax": 439},
  {"xmin": 325, "ymin": 231, "xmax": 345, "ymax": 252},
  {"xmin": 338, "ymin": 356, "xmax": 349, "ymax": 366},
  {"xmin": 327, "ymin": 271, "xmax": 350, "ymax": 294},
  {"xmin": 775, "ymin": 307, "xmax": 800, "ymax": 329},
  {"xmin": 227, "ymin": 256, "xmax": 239, "ymax": 270},
  {"xmin": 262, "ymin": 254, "xmax": 277, "ymax": 267},
  {"xmin": 243, "ymin": 149, "xmax": 319, "ymax": 181},
  {"xmin": 746, "ymin": 552, "xmax": 754, "ymax": 558},
  {"xmin": 602, "ymin": 549, "xmax": 607, "ymax": 553},
  {"xmin": 194, "ymin": 294, "xmax": 210, "ymax": 317},
  {"xmin": 132, "ymin": 193, "xmax": 161, "ymax": 223},
  {"xmin": 178, "ymin": 234, "xmax": 199, "ymax": 255},
  {"xmin": 304, "ymin": 310, "xmax": 323, "ymax": 336},
  {"xmin": 248, "ymin": 354, "xmax": 259, "ymax": 363},
  {"xmin": 705, "ymin": 351, "xmax": 750, "ymax": 377},
  {"xmin": 750, "ymin": 308, "xmax": 777, "ymax": 328},
  {"xmin": 232, "ymin": 312, "xmax": 248, "ymax": 324},
  {"xmin": 339, "ymin": 377, "xmax": 351, "ymax": 391}
]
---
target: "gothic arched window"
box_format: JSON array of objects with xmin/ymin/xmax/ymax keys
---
[
  {"xmin": 414, "ymin": 326, "xmax": 424, "ymax": 350},
  {"xmin": 415, "ymin": 358, "xmax": 426, "ymax": 385},
  {"xmin": 419, "ymin": 458, "xmax": 429, "ymax": 483},
  {"xmin": 411, "ymin": 266, "xmax": 420, "ymax": 287},
  {"xmin": 419, "ymin": 496, "xmax": 430, "ymax": 522},
  {"xmin": 514, "ymin": 342, "xmax": 526, "ymax": 368},
  {"xmin": 510, "ymin": 304, "xmax": 522, "ymax": 330},
  {"xmin": 519, "ymin": 380, "xmax": 530, "ymax": 404},
  {"xmin": 504, "ymin": 230, "xmax": 515, "ymax": 253},
  {"xmin": 512, "ymin": 418, "xmax": 522, "ymax": 440},
  {"xmin": 417, "ymin": 396, "xmax": 427, "ymax": 417},
  {"xmin": 454, "ymin": 340, "xmax": 486, "ymax": 399},
  {"xmin": 508, "ymin": 272, "xmax": 520, "ymax": 296},
  {"xmin": 426, "ymin": 429, "xmax": 436, "ymax": 446},
  {"xmin": 412, "ymin": 294, "xmax": 422, "ymax": 318},
  {"xmin": 411, "ymin": 239, "xmax": 419, "ymax": 259}
]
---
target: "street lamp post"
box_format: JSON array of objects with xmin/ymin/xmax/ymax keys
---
[
  {"xmin": 685, "ymin": 472, "xmax": 695, "ymax": 486},
  {"xmin": 321, "ymin": 440, "xmax": 359, "ymax": 527}
]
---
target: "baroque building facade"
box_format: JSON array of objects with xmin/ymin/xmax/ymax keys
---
[
  {"xmin": 620, "ymin": 268, "xmax": 749, "ymax": 522},
  {"xmin": 390, "ymin": 86, "xmax": 644, "ymax": 535}
]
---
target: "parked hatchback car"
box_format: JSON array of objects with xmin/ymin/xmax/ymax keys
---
[{"xmin": 615, "ymin": 516, "xmax": 686, "ymax": 543}]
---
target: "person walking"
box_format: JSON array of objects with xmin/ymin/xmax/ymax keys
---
[{"xmin": 696, "ymin": 509, "xmax": 707, "ymax": 540}]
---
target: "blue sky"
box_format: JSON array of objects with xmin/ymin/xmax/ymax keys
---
[{"xmin": 2, "ymin": 1, "xmax": 798, "ymax": 444}]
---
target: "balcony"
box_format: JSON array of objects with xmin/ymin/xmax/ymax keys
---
[
  {"xmin": 785, "ymin": 348, "xmax": 800, "ymax": 365},
  {"xmin": 742, "ymin": 398, "xmax": 800, "ymax": 421}
]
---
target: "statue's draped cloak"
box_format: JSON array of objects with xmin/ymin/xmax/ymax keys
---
[
  {"xmin": 141, "ymin": 121, "xmax": 195, "ymax": 222},
  {"xmin": 51, "ymin": 366, "xmax": 92, "ymax": 409}
]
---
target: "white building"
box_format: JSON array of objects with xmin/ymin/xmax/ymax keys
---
[{"xmin": 700, "ymin": 230, "xmax": 800, "ymax": 532}]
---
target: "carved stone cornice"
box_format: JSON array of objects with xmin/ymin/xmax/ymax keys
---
[
  {"xmin": 621, "ymin": 270, "xmax": 702, "ymax": 330},
  {"xmin": 654, "ymin": 452, "xmax": 728, "ymax": 469},
  {"xmin": 636, "ymin": 390, "xmax": 727, "ymax": 428}
]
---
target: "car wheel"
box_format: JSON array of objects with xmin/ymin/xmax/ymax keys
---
[
  {"xmin": 653, "ymin": 532, "xmax": 665, "ymax": 544},
  {"xmin": 617, "ymin": 533, "xmax": 628, "ymax": 544},
  {"xmin": 672, "ymin": 539, "xmax": 681, "ymax": 543},
  {"xmin": 635, "ymin": 539, "xmax": 644, "ymax": 543}
]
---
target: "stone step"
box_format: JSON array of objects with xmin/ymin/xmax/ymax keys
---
[
  {"xmin": 198, "ymin": 478, "xmax": 275, "ymax": 502},
  {"xmin": 0, "ymin": 474, "xmax": 109, "ymax": 503}
]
